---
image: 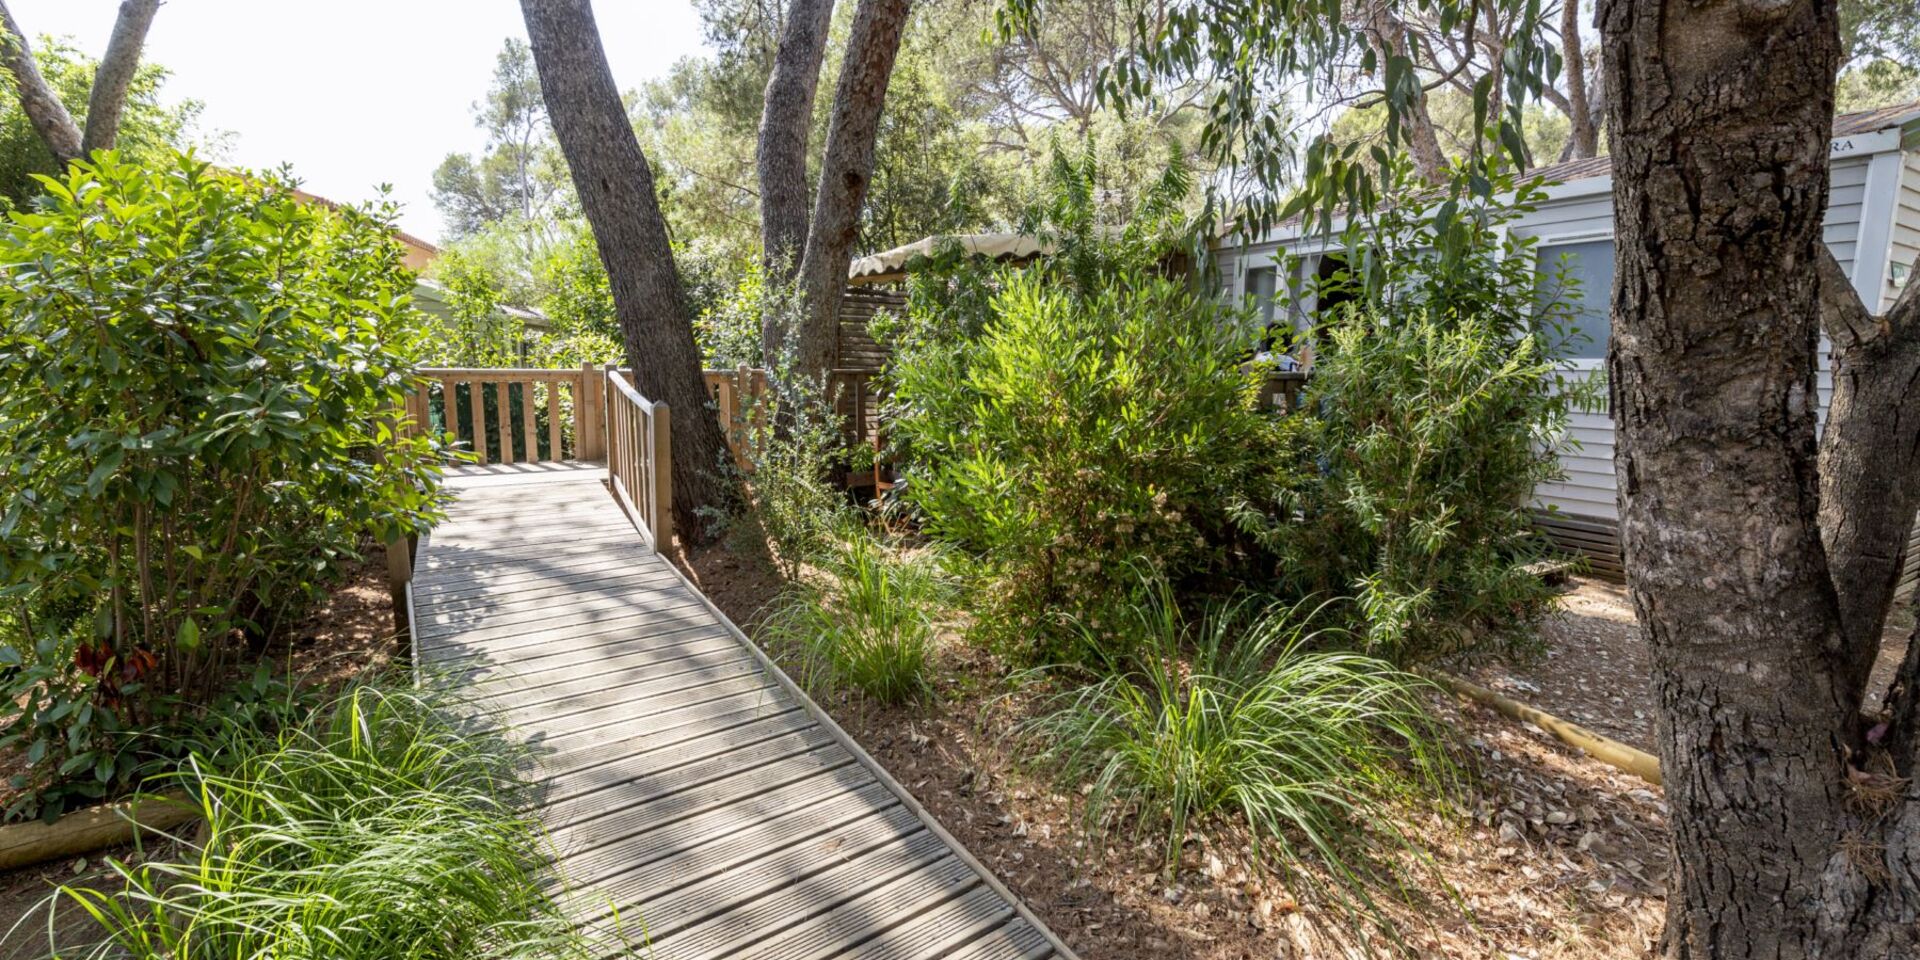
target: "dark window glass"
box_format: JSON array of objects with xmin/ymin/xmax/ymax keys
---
[{"xmin": 1537, "ymin": 239, "xmax": 1613, "ymax": 360}]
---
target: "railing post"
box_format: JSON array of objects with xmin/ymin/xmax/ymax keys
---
[
  {"xmin": 573, "ymin": 361, "xmax": 607, "ymax": 461},
  {"xmin": 464, "ymin": 379, "xmax": 487, "ymax": 465},
  {"xmin": 384, "ymin": 534, "xmax": 413, "ymax": 635},
  {"xmin": 600, "ymin": 363, "xmax": 617, "ymax": 462},
  {"xmin": 652, "ymin": 402, "xmax": 672, "ymax": 553}
]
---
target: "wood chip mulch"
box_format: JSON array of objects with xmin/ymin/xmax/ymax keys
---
[{"xmin": 688, "ymin": 547, "xmax": 1671, "ymax": 959}]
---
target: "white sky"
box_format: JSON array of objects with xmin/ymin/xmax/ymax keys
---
[{"xmin": 8, "ymin": 1, "xmax": 709, "ymax": 244}]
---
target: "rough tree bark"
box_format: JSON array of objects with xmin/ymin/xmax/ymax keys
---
[
  {"xmin": 0, "ymin": 0, "xmax": 161, "ymax": 166},
  {"xmin": 81, "ymin": 0, "xmax": 160, "ymax": 156},
  {"xmin": 791, "ymin": 0, "xmax": 912, "ymax": 383},
  {"xmin": 520, "ymin": 0, "xmax": 734, "ymax": 546},
  {"xmin": 1603, "ymin": 0, "xmax": 1920, "ymax": 952},
  {"xmin": 757, "ymin": 0, "xmax": 835, "ymax": 283}
]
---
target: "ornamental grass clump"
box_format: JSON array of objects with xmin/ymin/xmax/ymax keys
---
[
  {"xmin": 1025, "ymin": 581, "xmax": 1451, "ymax": 914},
  {"xmin": 762, "ymin": 528, "xmax": 955, "ymax": 704},
  {"xmin": 47, "ymin": 682, "xmax": 590, "ymax": 960}
]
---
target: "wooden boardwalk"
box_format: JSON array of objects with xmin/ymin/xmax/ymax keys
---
[{"xmin": 409, "ymin": 464, "xmax": 1072, "ymax": 960}]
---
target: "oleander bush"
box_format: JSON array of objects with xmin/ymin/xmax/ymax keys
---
[
  {"xmin": 1231, "ymin": 164, "xmax": 1598, "ymax": 663},
  {"xmin": 0, "ymin": 153, "xmax": 444, "ymax": 819},
  {"xmin": 889, "ymin": 267, "xmax": 1298, "ymax": 661},
  {"xmin": 47, "ymin": 681, "xmax": 590, "ymax": 960}
]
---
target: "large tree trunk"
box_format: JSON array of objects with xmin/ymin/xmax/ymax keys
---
[
  {"xmin": 1354, "ymin": 0, "xmax": 1446, "ymax": 182},
  {"xmin": 758, "ymin": 0, "xmax": 837, "ymax": 368},
  {"xmin": 520, "ymin": 0, "xmax": 734, "ymax": 547},
  {"xmin": 81, "ymin": 0, "xmax": 160, "ymax": 156},
  {"xmin": 0, "ymin": 0, "xmax": 160, "ymax": 166},
  {"xmin": 1604, "ymin": 0, "xmax": 1920, "ymax": 953},
  {"xmin": 1556, "ymin": 0, "xmax": 1596, "ymax": 160},
  {"xmin": 757, "ymin": 0, "xmax": 835, "ymax": 285},
  {"xmin": 0, "ymin": 1, "xmax": 82, "ymax": 165},
  {"xmin": 791, "ymin": 0, "xmax": 912, "ymax": 383}
]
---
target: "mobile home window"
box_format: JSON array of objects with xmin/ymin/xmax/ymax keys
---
[
  {"xmin": 1536, "ymin": 238, "xmax": 1614, "ymax": 360},
  {"xmin": 1246, "ymin": 265, "xmax": 1279, "ymax": 328}
]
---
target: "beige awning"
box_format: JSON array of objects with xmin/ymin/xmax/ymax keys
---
[{"xmin": 847, "ymin": 233, "xmax": 1055, "ymax": 284}]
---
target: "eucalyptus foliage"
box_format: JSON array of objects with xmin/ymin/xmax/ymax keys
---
[
  {"xmin": 1000, "ymin": 0, "xmax": 1561, "ymax": 242},
  {"xmin": 0, "ymin": 153, "xmax": 443, "ymax": 817}
]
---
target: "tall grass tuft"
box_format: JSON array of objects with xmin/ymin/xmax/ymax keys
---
[
  {"xmin": 50, "ymin": 682, "xmax": 589, "ymax": 960},
  {"xmin": 1025, "ymin": 581, "xmax": 1450, "ymax": 904},
  {"xmin": 762, "ymin": 529, "xmax": 955, "ymax": 704}
]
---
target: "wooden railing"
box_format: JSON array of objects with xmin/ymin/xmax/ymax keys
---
[
  {"xmin": 697, "ymin": 366, "xmax": 883, "ymax": 471},
  {"xmin": 409, "ymin": 364, "xmax": 606, "ymax": 465},
  {"xmin": 605, "ymin": 369, "xmax": 673, "ymax": 551},
  {"xmin": 704, "ymin": 367, "xmax": 767, "ymax": 471}
]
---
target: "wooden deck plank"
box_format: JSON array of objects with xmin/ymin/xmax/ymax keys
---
[
  {"xmin": 471, "ymin": 650, "xmax": 764, "ymax": 716},
  {"xmin": 550, "ymin": 763, "xmax": 882, "ymax": 880},
  {"xmin": 417, "ymin": 598, "xmax": 714, "ymax": 648},
  {"xmin": 533, "ymin": 708, "xmax": 814, "ymax": 793},
  {"xmin": 944, "ymin": 919, "xmax": 1054, "ymax": 960},
  {"xmin": 420, "ymin": 610, "xmax": 726, "ymax": 662},
  {"xmin": 566, "ymin": 785, "xmax": 920, "ymax": 917},
  {"xmin": 416, "ymin": 569, "xmax": 681, "ymax": 607},
  {"xmin": 626, "ymin": 822, "xmax": 949, "ymax": 958},
  {"xmin": 451, "ymin": 625, "xmax": 733, "ymax": 682},
  {"xmin": 721, "ymin": 856, "xmax": 980, "ymax": 960},
  {"xmin": 610, "ymin": 812, "xmax": 938, "ymax": 939},
  {"xmin": 411, "ymin": 469, "xmax": 1071, "ymax": 960}
]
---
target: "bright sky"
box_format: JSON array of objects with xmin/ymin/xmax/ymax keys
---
[{"xmin": 8, "ymin": 1, "xmax": 710, "ymax": 244}]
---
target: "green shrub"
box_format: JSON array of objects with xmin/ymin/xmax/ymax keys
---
[
  {"xmin": 0, "ymin": 153, "xmax": 444, "ymax": 818},
  {"xmin": 1024, "ymin": 581, "xmax": 1449, "ymax": 912},
  {"xmin": 762, "ymin": 528, "xmax": 954, "ymax": 704},
  {"xmin": 1236, "ymin": 163, "xmax": 1599, "ymax": 663},
  {"xmin": 890, "ymin": 269, "xmax": 1295, "ymax": 660},
  {"xmin": 48, "ymin": 682, "xmax": 590, "ymax": 960},
  {"xmin": 1278, "ymin": 315, "xmax": 1579, "ymax": 661}
]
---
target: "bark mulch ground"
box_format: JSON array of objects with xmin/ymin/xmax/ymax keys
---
[{"xmin": 689, "ymin": 548, "xmax": 1671, "ymax": 960}]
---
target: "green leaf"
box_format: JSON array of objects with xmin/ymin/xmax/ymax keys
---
[{"xmin": 85, "ymin": 447, "xmax": 125, "ymax": 492}]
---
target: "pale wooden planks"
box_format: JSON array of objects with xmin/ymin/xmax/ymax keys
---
[{"xmin": 413, "ymin": 469, "xmax": 1067, "ymax": 960}]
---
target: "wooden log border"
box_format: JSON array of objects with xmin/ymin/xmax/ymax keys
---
[
  {"xmin": 1428, "ymin": 670, "xmax": 1663, "ymax": 787},
  {"xmin": 0, "ymin": 791, "xmax": 198, "ymax": 872}
]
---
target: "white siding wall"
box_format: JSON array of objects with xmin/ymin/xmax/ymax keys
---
[
  {"xmin": 1892, "ymin": 152, "xmax": 1920, "ymax": 309},
  {"xmin": 1511, "ymin": 160, "xmax": 1870, "ymax": 521}
]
